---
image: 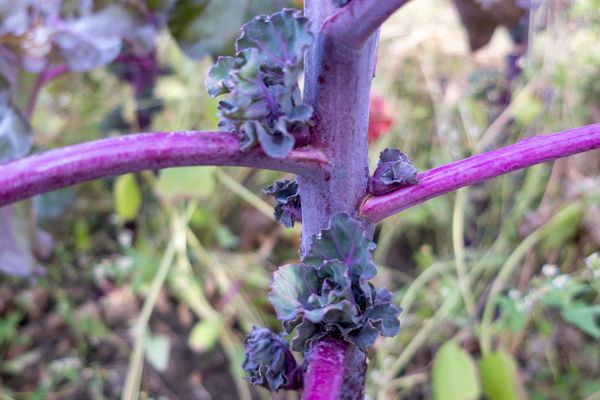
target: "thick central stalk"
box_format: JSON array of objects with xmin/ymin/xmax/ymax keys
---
[
  {"xmin": 299, "ymin": 0, "xmax": 378, "ymax": 253},
  {"xmin": 298, "ymin": 2, "xmax": 378, "ymax": 399}
]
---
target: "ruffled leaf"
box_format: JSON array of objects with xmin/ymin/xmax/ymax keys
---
[
  {"xmin": 290, "ymin": 319, "xmax": 325, "ymax": 352},
  {"xmin": 258, "ymin": 119, "xmax": 296, "ymax": 158},
  {"xmin": 365, "ymin": 288, "xmax": 401, "ymax": 336},
  {"xmin": 263, "ymin": 179, "xmax": 301, "ymax": 227},
  {"xmin": 206, "ymin": 56, "xmax": 236, "ymax": 97},
  {"xmin": 304, "ymin": 213, "xmax": 377, "ymax": 280},
  {"xmin": 369, "ymin": 148, "xmax": 419, "ymax": 196},
  {"xmin": 269, "ymin": 259, "xmax": 401, "ymax": 352},
  {"xmin": 236, "ymin": 9, "xmax": 313, "ymax": 86},
  {"xmin": 206, "ymin": 9, "xmax": 314, "ymax": 158},
  {"xmin": 269, "ymin": 264, "xmax": 319, "ymax": 321},
  {"xmin": 242, "ymin": 327, "xmax": 302, "ymax": 391}
]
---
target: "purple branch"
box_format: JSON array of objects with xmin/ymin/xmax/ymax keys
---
[
  {"xmin": 302, "ymin": 338, "xmax": 366, "ymax": 400},
  {"xmin": 323, "ymin": 0, "xmax": 412, "ymax": 48},
  {"xmin": 0, "ymin": 131, "xmax": 328, "ymax": 207},
  {"xmin": 360, "ymin": 123, "xmax": 600, "ymax": 222}
]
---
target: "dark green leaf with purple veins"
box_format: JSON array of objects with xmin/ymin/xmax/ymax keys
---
[
  {"xmin": 269, "ymin": 263, "xmax": 319, "ymax": 322},
  {"xmin": 269, "ymin": 234, "xmax": 401, "ymax": 352},
  {"xmin": 304, "ymin": 213, "xmax": 377, "ymax": 280},
  {"xmin": 369, "ymin": 148, "xmax": 419, "ymax": 196},
  {"xmin": 242, "ymin": 326, "xmax": 302, "ymax": 391},
  {"xmin": 236, "ymin": 9, "xmax": 313, "ymax": 87},
  {"xmin": 206, "ymin": 9, "xmax": 314, "ymax": 158},
  {"xmin": 263, "ymin": 179, "xmax": 301, "ymax": 227}
]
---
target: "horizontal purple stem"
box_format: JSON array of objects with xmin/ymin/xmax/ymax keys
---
[
  {"xmin": 360, "ymin": 123, "xmax": 600, "ymax": 222},
  {"xmin": 0, "ymin": 131, "xmax": 328, "ymax": 207},
  {"xmin": 324, "ymin": 0, "xmax": 412, "ymax": 48},
  {"xmin": 302, "ymin": 338, "xmax": 366, "ymax": 400}
]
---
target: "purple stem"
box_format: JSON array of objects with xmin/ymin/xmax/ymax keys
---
[
  {"xmin": 299, "ymin": 1, "xmax": 381, "ymax": 398},
  {"xmin": 323, "ymin": 0, "xmax": 412, "ymax": 48},
  {"xmin": 302, "ymin": 338, "xmax": 366, "ymax": 400},
  {"xmin": 0, "ymin": 131, "xmax": 328, "ymax": 207},
  {"xmin": 299, "ymin": 0, "xmax": 378, "ymax": 251},
  {"xmin": 360, "ymin": 123, "xmax": 600, "ymax": 222}
]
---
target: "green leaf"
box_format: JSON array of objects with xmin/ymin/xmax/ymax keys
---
[
  {"xmin": 268, "ymin": 264, "xmax": 319, "ymax": 322},
  {"xmin": 114, "ymin": 173, "xmax": 142, "ymax": 220},
  {"xmin": 145, "ymin": 334, "xmax": 171, "ymax": 372},
  {"xmin": 206, "ymin": 56, "xmax": 236, "ymax": 97},
  {"xmin": 363, "ymin": 291, "xmax": 401, "ymax": 336},
  {"xmin": 561, "ymin": 303, "xmax": 600, "ymax": 338},
  {"xmin": 304, "ymin": 213, "xmax": 378, "ymax": 280},
  {"xmin": 206, "ymin": 9, "xmax": 313, "ymax": 158},
  {"xmin": 480, "ymin": 351, "xmax": 521, "ymax": 400},
  {"xmin": 155, "ymin": 166, "xmax": 216, "ymax": 202},
  {"xmin": 189, "ymin": 318, "xmax": 222, "ymax": 352},
  {"xmin": 168, "ymin": 0, "xmax": 248, "ymax": 60},
  {"xmin": 236, "ymin": 9, "xmax": 313, "ymax": 84},
  {"xmin": 269, "ymin": 260, "xmax": 400, "ymax": 352},
  {"xmin": 432, "ymin": 341, "xmax": 480, "ymax": 400}
]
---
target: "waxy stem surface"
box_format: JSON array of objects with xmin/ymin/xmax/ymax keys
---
[
  {"xmin": 360, "ymin": 123, "xmax": 600, "ymax": 222},
  {"xmin": 302, "ymin": 338, "xmax": 367, "ymax": 400},
  {"xmin": 0, "ymin": 131, "xmax": 327, "ymax": 207}
]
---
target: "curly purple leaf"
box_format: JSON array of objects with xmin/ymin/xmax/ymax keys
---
[{"xmin": 242, "ymin": 326, "xmax": 303, "ymax": 391}]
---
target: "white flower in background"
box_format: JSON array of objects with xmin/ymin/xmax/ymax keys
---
[
  {"xmin": 551, "ymin": 274, "xmax": 571, "ymax": 289},
  {"xmin": 541, "ymin": 264, "xmax": 559, "ymax": 278}
]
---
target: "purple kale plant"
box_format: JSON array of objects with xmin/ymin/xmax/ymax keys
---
[{"xmin": 0, "ymin": 1, "xmax": 599, "ymax": 399}]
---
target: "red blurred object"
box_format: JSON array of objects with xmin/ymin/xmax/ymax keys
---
[{"xmin": 368, "ymin": 94, "xmax": 395, "ymax": 143}]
